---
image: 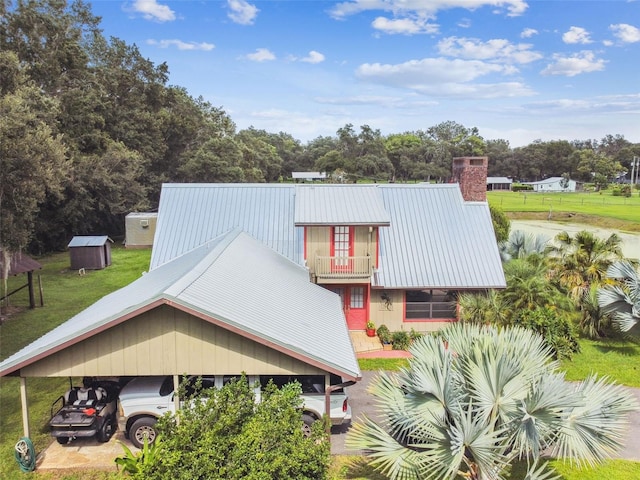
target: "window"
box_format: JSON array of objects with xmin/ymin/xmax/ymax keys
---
[
  {"xmin": 332, "ymin": 226, "xmax": 351, "ymax": 267},
  {"xmin": 405, "ymin": 290, "xmax": 457, "ymax": 320},
  {"xmin": 350, "ymin": 287, "xmax": 364, "ymax": 308}
]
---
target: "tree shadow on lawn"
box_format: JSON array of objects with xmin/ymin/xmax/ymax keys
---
[{"xmin": 591, "ymin": 337, "xmax": 640, "ymax": 356}]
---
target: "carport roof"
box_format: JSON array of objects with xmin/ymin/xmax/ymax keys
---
[{"xmin": 0, "ymin": 229, "xmax": 361, "ymax": 380}]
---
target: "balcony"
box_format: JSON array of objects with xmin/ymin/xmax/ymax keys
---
[{"xmin": 314, "ymin": 256, "xmax": 372, "ymax": 281}]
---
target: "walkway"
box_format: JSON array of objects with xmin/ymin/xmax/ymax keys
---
[{"xmin": 349, "ymin": 331, "xmax": 412, "ymax": 359}]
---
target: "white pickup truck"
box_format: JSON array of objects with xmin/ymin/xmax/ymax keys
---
[{"xmin": 118, "ymin": 374, "xmax": 354, "ymax": 448}]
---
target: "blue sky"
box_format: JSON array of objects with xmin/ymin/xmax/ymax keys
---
[{"xmin": 90, "ymin": 0, "xmax": 640, "ymax": 146}]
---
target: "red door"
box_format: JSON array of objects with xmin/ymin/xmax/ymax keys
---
[{"xmin": 331, "ymin": 286, "xmax": 368, "ymax": 330}]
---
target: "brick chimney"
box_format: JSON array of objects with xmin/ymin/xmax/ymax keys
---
[{"xmin": 451, "ymin": 156, "xmax": 488, "ymax": 202}]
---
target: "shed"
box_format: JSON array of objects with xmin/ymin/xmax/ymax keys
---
[
  {"xmin": 125, "ymin": 212, "xmax": 157, "ymax": 248},
  {"xmin": 68, "ymin": 236, "xmax": 113, "ymax": 270},
  {"xmin": 487, "ymin": 177, "xmax": 513, "ymax": 191}
]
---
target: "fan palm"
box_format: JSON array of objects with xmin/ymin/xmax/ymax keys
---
[
  {"xmin": 598, "ymin": 260, "xmax": 640, "ymax": 336},
  {"xmin": 547, "ymin": 230, "xmax": 623, "ymax": 303},
  {"xmin": 499, "ymin": 230, "xmax": 550, "ymax": 263},
  {"xmin": 346, "ymin": 323, "xmax": 637, "ymax": 480}
]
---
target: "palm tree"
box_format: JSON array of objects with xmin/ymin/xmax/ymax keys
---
[
  {"xmin": 499, "ymin": 230, "xmax": 550, "ymax": 263},
  {"xmin": 457, "ymin": 290, "xmax": 511, "ymax": 326},
  {"xmin": 346, "ymin": 323, "xmax": 637, "ymax": 480},
  {"xmin": 547, "ymin": 230, "xmax": 623, "ymax": 303},
  {"xmin": 502, "ymin": 259, "xmax": 568, "ymax": 311},
  {"xmin": 598, "ymin": 260, "xmax": 640, "ymax": 336}
]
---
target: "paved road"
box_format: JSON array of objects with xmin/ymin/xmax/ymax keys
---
[{"xmin": 332, "ymin": 371, "xmax": 640, "ymax": 461}]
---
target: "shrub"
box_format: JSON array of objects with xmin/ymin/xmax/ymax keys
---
[
  {"xmin": 391, "ymin": 330, "xmax": 410, "ymax": 350},
  {"xmin": 377, "ymin": 324, "xmax": 392, "ymax": 344},
  {"xmin": 516, "ymin": 306, "xmax": 580, "ymax": 359}
]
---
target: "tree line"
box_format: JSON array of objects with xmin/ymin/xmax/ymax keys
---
[{"xmin": 2, "ymin": 0, "xmax": 640, "ymax": 258}]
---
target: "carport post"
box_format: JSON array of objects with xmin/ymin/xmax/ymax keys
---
[
  {"xmin": 324, "ymin": 373, "xmax": 330, "ymax": 434},
  {"xmin": 173, "ymin": 375, "xmax": 180, "ymax": 425},
  {"xmin": 20, "ymin": 377, "xmax": 30, "ymax": 437}
]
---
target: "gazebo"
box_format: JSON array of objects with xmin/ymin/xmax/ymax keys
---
[{"xmin": 0, "ymin": 249, "xmax": 42, "ymax": 309}]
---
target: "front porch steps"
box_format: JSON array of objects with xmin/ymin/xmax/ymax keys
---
[{"xmin": 349, "ymin": 331, "xmax": 383, "ymax": 353}]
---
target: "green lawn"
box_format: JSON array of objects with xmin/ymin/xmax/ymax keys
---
[{"xmin": 487, "ymin": 191, "xmax": 640, "ymax": 228}]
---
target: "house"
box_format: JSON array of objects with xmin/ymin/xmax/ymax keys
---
[
  {"xmin": 68, "ymin": 235, "xmax": 113, "ymax": 270},
  {"xmin": 487, "ymin": 177, "xmax": 513, "ymax": 191},
  {"xmin": 151, "ymin": 157, "xmax": 506, "ymax": 334},
  {"xmin": 1, "ymin": 229, "xmax": 361, "ymax": 438},
  {"xmin": 291, "ymin": 171, "xmax": 327, "ymax": 182},
  {"xmin": 125, "ymin": 212, "xmax": 158, "ymax": 248},
  {"xmin": 524, "ymin": 177, "xmax": 579, "ymax": 192}
]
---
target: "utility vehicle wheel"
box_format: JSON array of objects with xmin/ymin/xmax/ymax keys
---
[
  {"xmin": 130, "ymin": 417, "xmax": 158, "ymax": 449},
  {"xmin": 56, "ymin": 437, "xmax": 69, "ymax": 445},
  {"xmin": 97, "ymin": 415, "xmax": 115, "ymax": 443},
  {"xmin": 301, "ymin": 414, "xmax": 316, "ymax": 437}
]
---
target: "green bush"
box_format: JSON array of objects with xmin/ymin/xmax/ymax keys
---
[
  {"xmin": 391, "ymin": 330, "xmax": 410, "ymax": 350},
  {"xmin": 134, "ymin": 375, "xmax": 330, "ymax": 479},
  {"xmin": 512, "ymin": 184, "xmax": 533, "ymax": 192},
  {"xmin": 377, "ymin": 324, "xmax": 392, "ymax": 344},
  {"xmin": 516, "ymin": 306, "xmax": 580, "ymax": 359}
]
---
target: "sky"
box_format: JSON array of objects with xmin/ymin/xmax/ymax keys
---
[{"xmin": 89, "ymin": 0, "xmax": 640, "ymax": 147}]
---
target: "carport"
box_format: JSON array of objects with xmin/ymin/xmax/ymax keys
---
[{"xmin": 0, "ymin": 228, "xmax": 361, "ymax": 441}]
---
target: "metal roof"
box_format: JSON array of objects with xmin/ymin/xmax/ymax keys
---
[
  {"xmin": 291, "ymin": 172, "xmax": 326, "ymax": 179},
  {"xmin": 0, "ymin": 229, "xmax": 361, "ymax": 380},
  {"xmin": 0, "ymin": 249, "xmax": 42, "ymax": 276},
  {"xmin": 68, "ymin": 236, "xmax": 113, "ymax": 248},
  {"xmin": 487, "ymin": 177, "xmax": 512, "ymax": 184},
  {"xmin": 294, "ymin": 184, "xmax": 391, "ymax": 226},
  {"xmin": 374, "ymin": 184, "xmax": 506, "ymax": 289},
  {"xmin": 150, "ymin": 184, "xmax": 303, "ymax": 270},
  {"xmin": 151, "ymin": 183, "xmax": 504, "ymax": 290}
]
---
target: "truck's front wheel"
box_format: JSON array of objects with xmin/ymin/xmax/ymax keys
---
[{"xmin": 129, "ymin": 417, "xmax": 158, "ymax": 449}]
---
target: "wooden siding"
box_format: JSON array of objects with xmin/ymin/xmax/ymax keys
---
[
  {"xmin": 306, "ymin": 226, "xmax": 377, "ymax": 283},
  {"xmin": 20, "ymin": 305, "xmax": 326, "ymax": 377},
  {"xmin": 369, "ymin": 290, "xmax": 456, "ymax": 333},
  {"xmin": 69, "ymin": 245, "xmax": 111, "ymax": 270}
]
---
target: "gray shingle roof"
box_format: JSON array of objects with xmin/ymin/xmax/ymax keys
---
[{"xmin": 1, "ymin": 229, "xmax": 361, "ymax": 380}]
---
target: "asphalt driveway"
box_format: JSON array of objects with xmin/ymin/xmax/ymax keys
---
[{"xmin": 332, "ymin": 371, "xmax": 640, "ymax": 462}]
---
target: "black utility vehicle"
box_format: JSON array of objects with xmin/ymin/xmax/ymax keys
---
[{"xmin": 49, "ymin": 377, "xmax": 120, "ymax": 445}]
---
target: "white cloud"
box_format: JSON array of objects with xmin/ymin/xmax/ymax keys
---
[
  {"xmin": 330, "ymin": 0, "xmax": 528, "ymax": 19},
  {"xmin": 314, "ymin": 95, "xmax": 438, "ymax": 108},
  {"xmin": 603, "ymin": 39, "xmax": 614, "ymax": 47},
  {"xmin": 146, "ymin": 39, "xmax": 215, "ymax": 51},
  {"xmin": 520, "ymin": 28, "xmax": 538, "ymax": 38},
  {"xmin": 371, "ymin": 16, "xmax": 439, "ymax": 35},
  {"xmin": 562, "ymin": 26, "xmax": 592, "ymax": 44},
  {"xmin": 132, "ymin": 0, "xmax": 175, "ymax": 22},
  {"xmin": 457, "ymin": 18, "xmax": 471, "ymax": 28},
  {"xmin": 437, "ymin": 36, "xmax": 542, "ymax": 63},
  {"xmin": 246, "ymin": 48, "xmax": 276, "ymax": 62},
  {"xmin": 301, "ymin": 51, "xmax": 325, "ymax": 64},
  {"xmin": 227, "ymin": 0, "xmax": 259, "ymax": 25},
  {"xmin": 610, "ymin": 23, "xmax": 640, "ymax": 43},
  {"xmin": 355, "ymin": 57, "xmax": 533, "ymax": 98},
  {"xmin": 541, "ymin": 51, "xmax": 606, "ymax": 77}
]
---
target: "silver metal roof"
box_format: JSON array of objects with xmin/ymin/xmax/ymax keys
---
[
  {"xmin": 68, "ymin": 236, "xmax": 112, "ymax": 247},
  {"xmin": 151, "ymin": 183, "xmax": 504, "ymax": 290},
  {"xmin": 1, "ymin": 229, "xmax": 361, "ymax": 380},
  {"xmin": 150, "ymin": 184, "xmax": 303, "ymax": 270},
  {"xmin": 487, "ymin": 177, "xmax": 512, "ymax": 184},
  {"xmin": 374, "ymin": 184, "xmax": 506, "ymax": 289},
  {"xmin": 294, "ymin": 184, "xmax": 391, "ymax": 226}
]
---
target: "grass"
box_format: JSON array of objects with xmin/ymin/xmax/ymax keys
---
[
  {"xmin": 0, "ymin": 246, "xmax": 151, "ymax": 479},
  {"xmin": 330, "ymin": 456, "xmax": 640, "ymax": 479},
  {"xmin": 487, "ymin": 191, "xmax": 640, "ymax": 230},
  {"xmin": 561, "ymin": 337, "xmax": 640, "ymax": 387}
]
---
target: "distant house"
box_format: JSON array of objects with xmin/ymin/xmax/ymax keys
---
[
  {"xmin": 125, "ymin": 212, "xmax": 157, "ymax": 248},
  {"xmin": 151, "ymin": 157, "xmax": 506, "ymax": 334},
  {"xmin": 486, "ymin": 177, "xmax": 513, "ymax": 191},
  {"xmin": 524, "ymin": 177, "xmax": 579, "ymax": 192},
  {"xmin": 68, "ymin": 236, "xmax": 113, "ymax": 270},
  {"xmin": 291, "ymin": 172, "xmax": 327, "ymax": 182}
]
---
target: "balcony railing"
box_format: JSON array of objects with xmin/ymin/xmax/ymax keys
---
[{"xmin": 315, "ymin": 256, "xmax": 372, "ymax": 279}]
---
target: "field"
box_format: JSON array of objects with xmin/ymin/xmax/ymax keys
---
[
  {"xmin": 487, "ymin": 190, "xmax": 640, "ymax": 230},
  {"xmin": 1, "ymin": 198, "xmax": 639, "ymax": 478}
]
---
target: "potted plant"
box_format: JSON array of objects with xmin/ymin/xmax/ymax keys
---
[
  {"xmin": 366, "ymin": 321, "xmax": 376, "ymax": 337},
  {"xmin": 377, "ymin": 324, "xmax": 392, "ymax": 350}
]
